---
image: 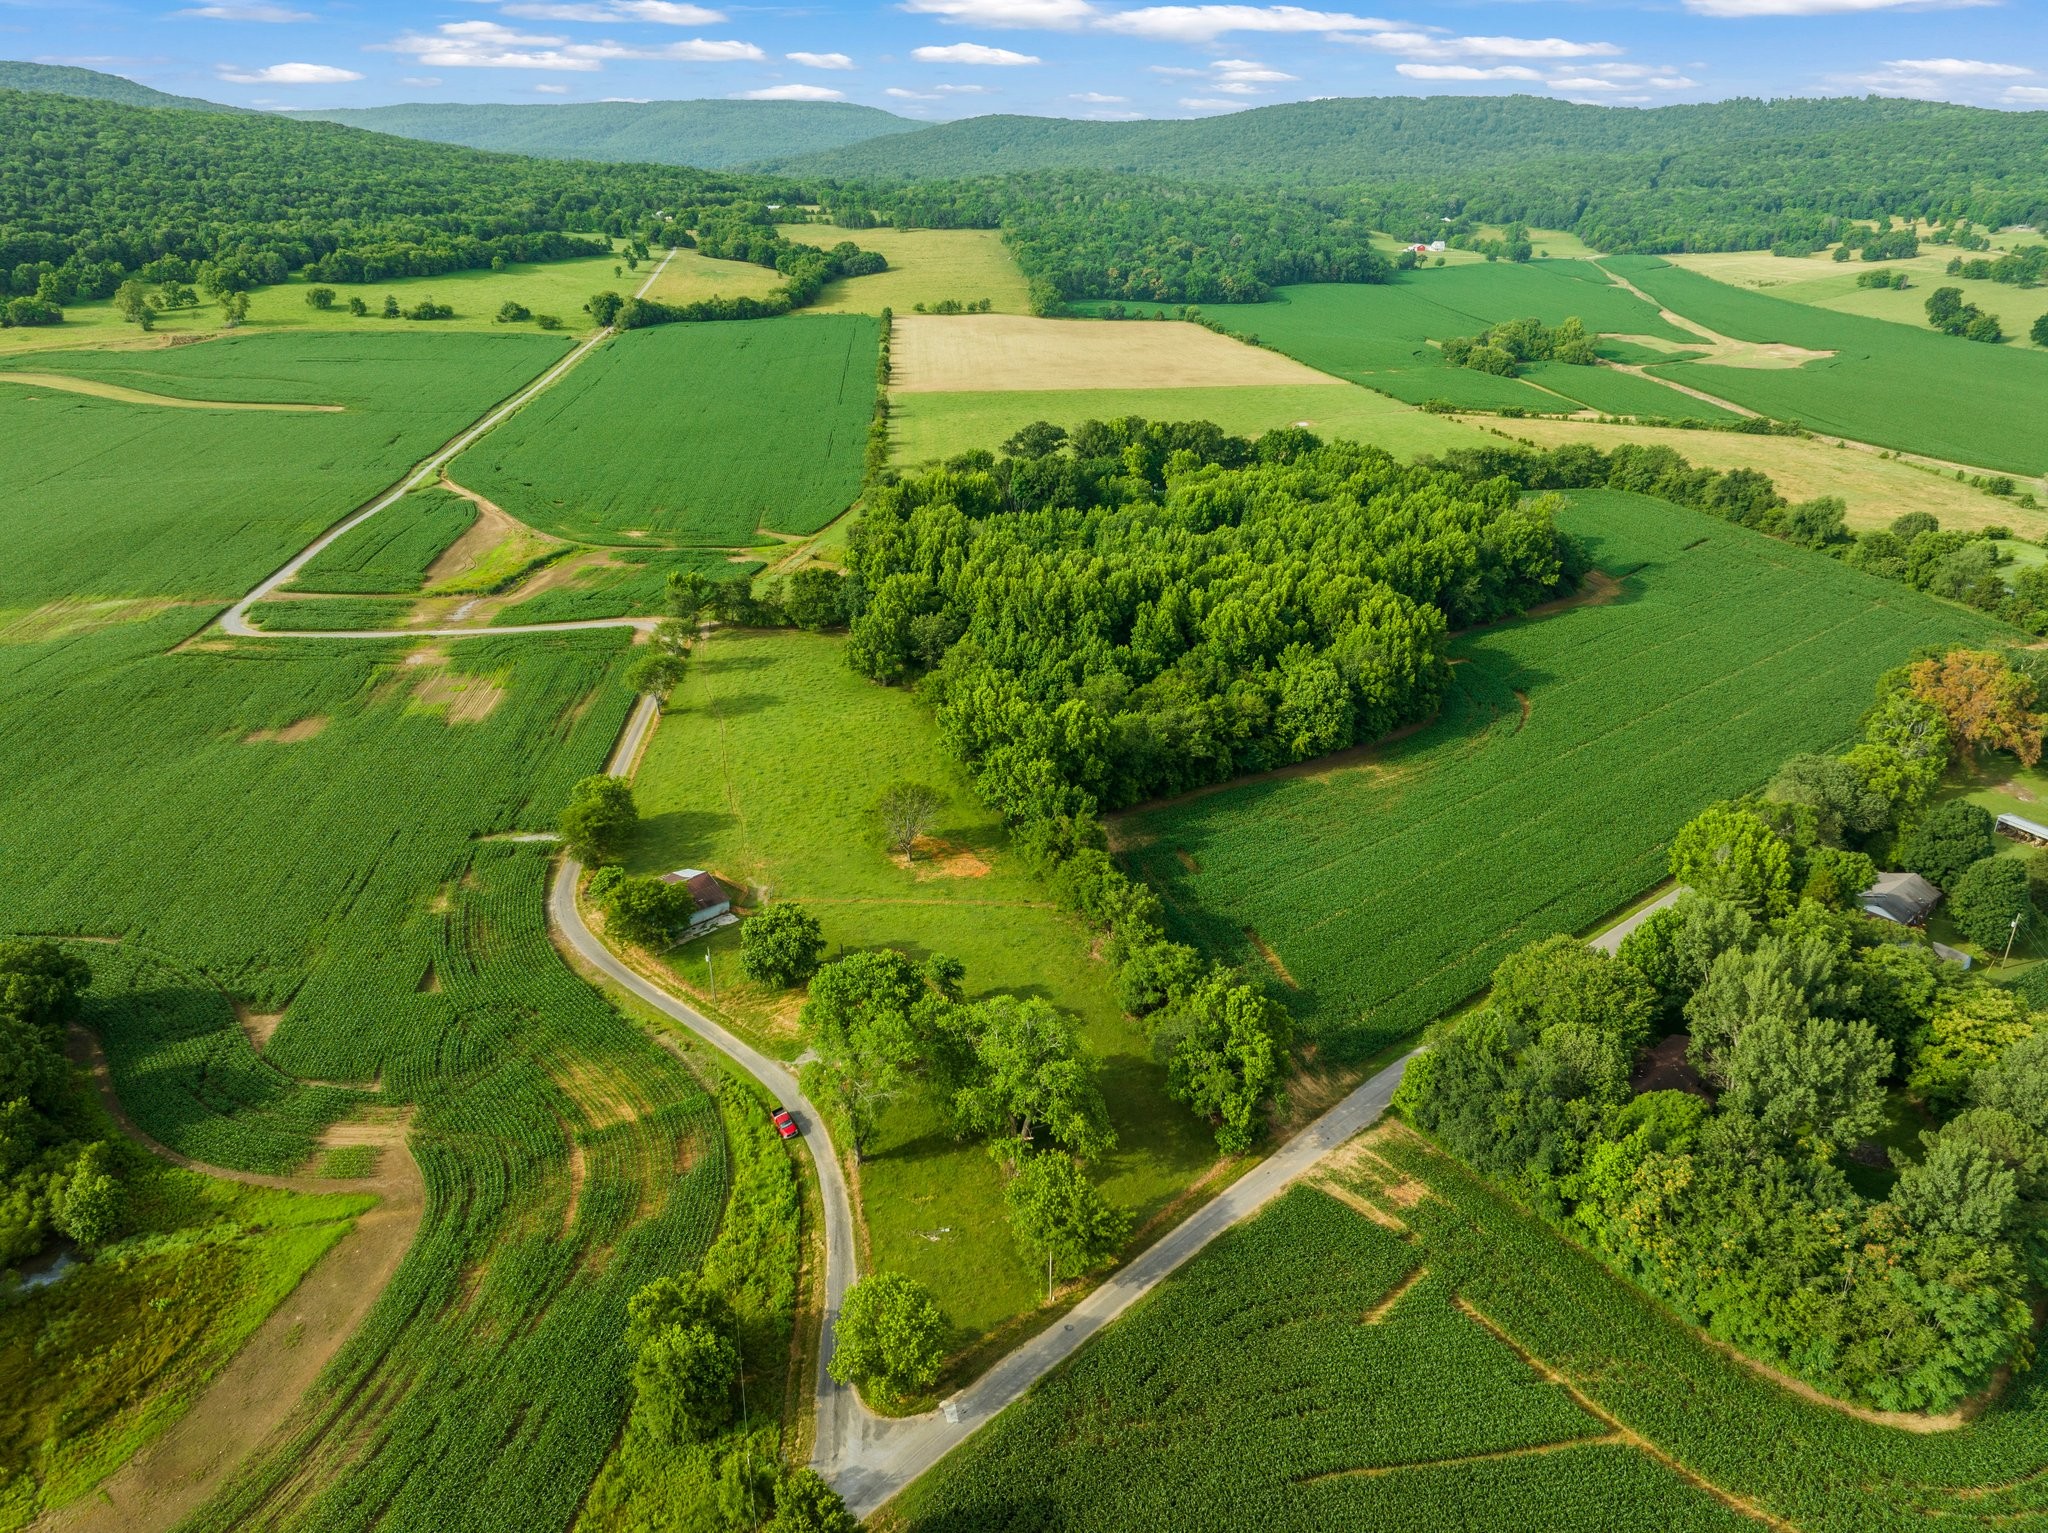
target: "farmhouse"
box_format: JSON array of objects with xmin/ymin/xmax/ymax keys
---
[
  {"xmin": 659, "ymin": 868, "xmax": 733, "ymax": 932},
  {"xmin": 1860, "ymin": 870, "xmax": 1942, "ymax": 926},
  {"xmin": 1997, "ymin": 811, "xmax": 2048, "ymax": 846}
]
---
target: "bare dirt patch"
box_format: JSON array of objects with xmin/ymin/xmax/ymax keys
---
[
  {"xmin": 1593, "ymin": 261, "xmax": 1832, "ymax": 372},
  {"xmin": 1363, "ymin": 1264, "xmax": 1427, "ymax": 1326},
  {"xmin": 889, "ymin": 313, "xmax": 1350, "ymax": 394},
  {"xmin": 1520, "ymin": 569, "xmax": 1621, "ymax": 620},
  {"xmin": 0, "ymin": 597, "xmax": 205, "ymax": 646},
  {"xmin": 0, "ymin": 372, "xmax": 344, "ymax": 411},
  {"xmin": 1999, "ymin": 779, "xmax": 2037, "ymax": 804},
  {"xmin": 242, "ymin": 715, "xmax": 329, "ymax": 746},
  {"xmin": 232, "ymin": 1002, "xmax": 284, "ymax": 1052},
  {"xmin": 891, "ymin": 836, "xmax": 993, "ymax": 879},
  {"xmin": 1243, "ymin": 928, "xmax": 1299, "ymax": 989},
  {"xmin": 562, "ymin": 1138, "xmax": 587, "ymax": 1235},
  {"xmin": 422, "ymin": 477, "xmax": 565, "ymax": 592}
]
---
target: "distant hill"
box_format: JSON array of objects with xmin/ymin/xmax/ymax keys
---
[
  {"xmin": 287, "ymin": 99, "xmax": 916, "ymax": 170},
  {"xmin": 0, "ymin": 60, "xmax": 241, "ymax": 113},
  {"xmin": 759, "ymin": 93, "xmax": 2048, "ymax": 186}
]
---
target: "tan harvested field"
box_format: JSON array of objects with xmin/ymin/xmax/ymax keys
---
[
  {"xmin": 890, "ymin": 314, "xmax": 1349, "ymax": 394},
  {"xmin": 1495, "ymin": 417, "xmax": 2048, "ymax": 537}
]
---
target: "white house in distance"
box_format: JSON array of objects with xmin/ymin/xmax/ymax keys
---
[{"xmin": 659, "ymin": 868, "xmax": 734, "ymax": 934}]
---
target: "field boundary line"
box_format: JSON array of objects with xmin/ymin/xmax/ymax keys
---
[
  {"xmin": 1454, "ymin": 1297, "xmax": 1797, "ymax": 1531},
  {"xmin": 217, "ymin": 247, "xmax": 680, "ymax": 642},
  {"xmin": 1293, "ymin": 1431, "xmax": 1626, "ymax": 1484}
]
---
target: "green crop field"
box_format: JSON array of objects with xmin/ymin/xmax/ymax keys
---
[
  {"xmin": 1609, "ymin": 256, "xmax": 2048, "ymax": 475},
  {"xmin": 626, "ymin": 629, "xmax": 1218, "ymax": 1348},
  {"xmin": 488, "ymin": 548, "xmax": 760, "ymax": 624},
  {"xmin": 451, "ymin": 316, "xmax": 877, "ymax": 546},
  {"xmin": 1117, "ymin": 490, "xmax": 2006, "ymax": 1059},
  {"xmin": 0, "ymin": 332, "xmax": 568, "ymax": 608},
  {"xmin": 1193, "ymin": 265, "xmax": 1703, "ymax": 415},
  {"xmin": 888, "ymin": 382, "xmax": 1492, "ymax": 466},
  {"xmin": 247, "ymin": 597, "xmax": 421, "ymax": 631},
  {"xmin": 290, "ymin": 489, "xmax": 477, "ymax": 594},
  {"xmin": 889, "ymin": 1125, "xmax": 2048, "ymax": 1532},
  {"xmin": 1516, "ymin": 359, "xmax": 1743, "ymax": 421}
]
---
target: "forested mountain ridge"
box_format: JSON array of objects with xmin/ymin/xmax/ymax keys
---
[
  {"xmin": 774, "ymin": 95, "xmax": 2048, "ymax": 251},
  {"xmin": 0, "ymin": 61, "xmax": 240, "ymax": 114},
  {"xmin": 288, "ymin": 99, "xmax": 917, "ymax": 171},
  {"xmin": 0, "ymin": 89, "xmax": 805, "ymax": 302}
]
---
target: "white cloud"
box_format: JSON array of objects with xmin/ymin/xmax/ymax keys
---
[
  {"xmin": 912, "ymin": 41, "xmax": 1040, "ymax": 63},
  {"xmin": 217, "ymin": 60, "xmax": 363, "ymax": 82},
  {"xmin": 1213, "ymin": 57, "xmax": 1294, "ymax": 81},
  {"xmin": 1070, "ymin": 89, "xmax": 1127, "ymax": 101},
  {"xmin": 1452, "ymin": 36, "xmax": 1622, "ymax": 59},
  {"xmin": 738, "ymin": 82, "xmax": 845, "ymax": 98},
  {"xmin": 535, "ymin": 81, "xmax": 570, "ymax": 91},
  {"xmin": 376, "ymin": 21, "xmax": 762, "ymax": 68},
  {"xmin": 936, "ymin": 81, "xmax": 995, "ymax": 91},
  {"xmin": 1103, "ymin": 6, "xmax": 1397, "ymax": 43},
  {"xmin": 176, "ymin": 3, "xmax": 314, "ymax": 19},
  {"xmin": 500, "ymin": 1, "xmax": 728, "ymax": 20},
  {"xmin": 1883, "ymin": 57, "xmax": 2029, "ymax": 76},
  {"xmin": 1685, "ymin": 0, "xmax": 1988, "ymax": 14},
  {"xmin": 401, "ymin": 75, "xmax": 443, "ymax": 85},
  {"xmin": 886, "ymin": 86, "xmax": 939, "ymax": 97},
  {"xmin": 2008, "ymin": 85, "xmax": 2048, "ymax": 102},
  {"xmin": 1083, "ymin": 108, "xmax": 1144, "ymax": 118},
  {"xmin": 1648, "ymin": 75, "xmax": 1698, "ymax": 88},
  {"xmin": 1397, "ymin": 62, "xmax": 1542, "ymax": 80},
  {"xmin": 787, "ymin": 50, "xmax": 854, "ymax": 68},
  {"xmin": 1547, "ymin": 75, "xmax": 1618, "ymax": 89},
  {"xmin": 1179, "ymin": 94, "xmax": 1247, "ymax": 108},
  {"xmin": 899, "ymin": 0, "xmax": 1097, "ymax": 26}
]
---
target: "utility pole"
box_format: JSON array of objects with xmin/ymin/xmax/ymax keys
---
[
  {"xmin": 706, "ymin": 948, "xmax": 717, "ymax": 1000},
  {"xmin": 2002, "ymin": 912, "xmax": 2022, "ymax": 968}
]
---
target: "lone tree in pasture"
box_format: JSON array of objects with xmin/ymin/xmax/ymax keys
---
[
  {"xmin": 952, "ymin": 995, "xmax": 1115, "ymax": 1165},
  {"xmin": 829, "ymin": 1272, "xmax": 946, "ymax": 1402},
  {"xmin": 561, "ymin": 774, "xmax": 637, "ymax": 864},
  {"xmin": 739, "ymin": 901, "xmax": 826, "ymax": 988},
  {"xmin": 305, "ymin": 286, "xmax": 336, "ymax": 311},
  {"xmin": 799, "ymin": 950, "xmax": 948, "ymax": 1158},
  {"xmin": 2034, "ymin": 314, "xmax": 2048, "ymax": 349},
  {"xmin": 1005, "ymin": 1152, "xmax": 1129, "ymax": 1301},
  {"xmin": 874, "ymin": 781, "xmax": 945, "ymax": 862}
]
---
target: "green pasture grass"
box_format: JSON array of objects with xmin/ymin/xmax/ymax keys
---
[
  {"xmin": 777, "ymin": 222, "xmax": 1033, "ymax": 316},
  {"xmin": 638, "ymin": 246, "xmax": 788, "ymax": 309},
  {"xmin": 1194, "ymin": 266, "xmax": 1697, "ymax": 412},
  {"xmin": 0, "ymin": 332, "xmax": 569, "ymax": 607},
  {"xmin": 892, "ymin": 1126, "xmax": 2048, "ymax": 1532},
  {"xmin": 888, "ymin": 382, "xmax": 1492, "ymax": 466},
  {"xmin": 1115, "ymin": 490, "xmax": 2006, "ymax": 1061},
  {"xmin": 0, "ymin": 1104, "xmax": 370, "ymax": 1530},
  {"xmin": 451, "ymin": 317, "xmax": 877, "ymax": 546},
  {"xmin": 289, "ymin": 489, "xmax": 478, "ymax": 595},
  {"xmin": 1608, "ymin": 257, "xmax": 2048, "ymax": 476},
  {"xmin": 626, "ymin": 628, "xmax": 1218, "ymax": 1349},
  {"xmin": 0, "ymin": 243, "xmax": 632, "ymax": 356},
  {"xmin": 0, "ymin": 608, "xmax": 731, "ymax": 1530}
]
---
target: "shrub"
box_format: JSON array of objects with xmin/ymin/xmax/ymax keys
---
[
  {"xmin": 739, "ymin": 902, "xmax": 826, "ymax": 989},
  {"xmin": 561, "ymin": 774, "xmax": 637, "ymax": 864},
  {"xmin": 829, "ymin": 1272, "xmax": 946, "ymax": 1401}
]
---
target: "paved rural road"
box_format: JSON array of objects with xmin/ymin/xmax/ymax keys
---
[
  {"xmin": 547, "ymin": 697, "xmax": 1421, "ymax": 1517},
  {"xmin": 218, "ymin": 247, "xmax": 679, "ymax": 643}
]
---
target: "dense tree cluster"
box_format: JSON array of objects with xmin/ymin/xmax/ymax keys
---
[
  {"xmin": 845, "ymin": 420, "xmax": 1578, "ymax": 814},
  {"xmin": 1947, "ymin": 246, "xmax": 2048, "ymax": 286},
  {"xmin": 1926, "ymin": 285, "xmax": 2005, "ymax": 342},
  {"xmin": 1843, "ymin": 512, "xmax": 2048, "ymax": 629},
  {"xmin": 1400, "ymin": 666, "xmax": 2048, "ymax": 1412},
  {"xmin": 1441, "ymin": 314, "xmax": 1597, "ymax": 376},
  {"xmin": 0, "ymin": 940, "xmax": 117, "ymax": 1266}
]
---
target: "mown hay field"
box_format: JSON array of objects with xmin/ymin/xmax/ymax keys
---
[
  {"xmin": 890, "ymin": 313, "xmax": 1340, "ymax": 393},
  {"xmin": 452, "ymin": 316, "xmax": 877, "ymax": 545},
  {"xmin": 1611, "ymin": 256, "xmax": 2048, "ymax": 475},
  {"xmin": 1195, "ymin": 264, "xmax": 1705, "ymax": 415},
  {"xmin": 777, "ymin": 222, "xmax": 1033, "ymax": 316},
  {"xmin": 1116, "ymin": 490, "xmax": 2006, "ymax": 1059},
  {"xmin": 0, "ymin": 332, "xmax": 569, "ymax": 608},
  {"xmin": 888, "ymin": 382, "xmax": 1491, "ymax": 466},
  {"xmin": 889, "ymin": 1127, "xmax": 2048, "ymax": 1533}
]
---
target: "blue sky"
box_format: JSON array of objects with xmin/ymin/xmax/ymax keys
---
[{"xmin": 5, "ymin": 0, "xmax": 2044, "ymax": 120}]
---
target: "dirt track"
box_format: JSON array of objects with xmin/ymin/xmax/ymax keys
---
[{"xmin": 42, "ymin": 1035, "xmax": 423, "ymax": 1533}]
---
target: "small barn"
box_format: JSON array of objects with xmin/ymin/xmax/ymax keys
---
[
  {"xmin": 1997, "ymin": 812, "xmax": 2048, "ymax": 846},
  {"xmin": 1860, "ymin": 870, "xmax": 1942, "ymax": 927},
  {"xmin": 659, "ymin": 868, "xmax": 732, "ymax": 931}
]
